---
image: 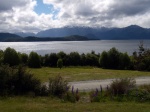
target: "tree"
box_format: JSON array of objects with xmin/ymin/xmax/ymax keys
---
[
  {"xmin": 28, "ymin": 52, "xmax": 41, "ymax": 68},
  {"xmin": 3, "ymin": 47, "xmax": 20, "ymax": 66},
  {"xmin": 107, "ymin": 47, "xmax": 120, "ymax": 69},
  {"xmin": 20, "ymin": 53, "xmax": 28, "ymax": 65},
  {"xmin": 0, "ymin": 50, "xmax": 3, "ymax": 65},
  {"xmin": 57, "ymin": 59, "xmax": 63, "ymax": 69},
  {"xmin": 68, "ymin": 52, "xmax": 81, "ymax": 66},
  {"xmin": 86, "ymin": 53, "xmax": 99, "ymax": 66},
  {"xmin": 99, "ymin": 51, "xmax": 108, "ymax": 68},
  {"xmin": 49, "ymin": 53, "xmax": 58, "ymax": 67}
]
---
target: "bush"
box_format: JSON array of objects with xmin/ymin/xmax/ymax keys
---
[
  {"xmin": 129, "ymin": 88, "xmax": 150, "ymax": 102},
  {"xmin": 62, "ymin": 87, "xmax": 80, "ymax": 103},
  {"xmin": 48, "ymin": 75, "xmax": 70, "ymax": 97},
  {"xmin": 109, "ymin": 78, "xmax": 136, "ymax": 96},
  {"xmin": 12, "ymin": 66, "xmax": 41, "ymax": 95},
  {"xmin": 139, "ymin": 84, "xmax": 150, "ymax": 93},
  {"xmin": 0, "ymin": 65, "xmax": 41, "ymax": 96},
  {"xmin": 90, "ymin": 89, "xmax": 105, "ymax": 102},
  {"xmin": 0, "ymin": 65, "xmax": 13, "ymax": 96}
]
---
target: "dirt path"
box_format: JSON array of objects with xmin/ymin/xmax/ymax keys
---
[{"xmin": 69, "ymin": 77, "xmax": 150, "ymax": 91}]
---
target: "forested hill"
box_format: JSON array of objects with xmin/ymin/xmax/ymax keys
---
[
  {"xmin": 0, "ymin": 34, "xmax": 93, "ymax": 42},
  {"xmin": 0, "ymin": 33, "xmax": 22, "ymax": 41}
]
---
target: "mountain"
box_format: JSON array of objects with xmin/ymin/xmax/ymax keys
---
[
  {"xmin": 36, "ymin": 26, "xmax": 97, "ymax": 38},
  {"xmin": 0, "ymin": 33, "xmax": 22, "ymax": 41},
  {"xmin": 0, "ymin": 33, "xmax": 91, "ymax": 42},
  {"xmin": 36, "ymin": 25, "xmax": 150, "ymax": 40},
  {"xmin": 1, "ymin": 25, "xmax": 150, "ymax": 41},
  {"xmin": 15, "ymin": 32, "xmax": 35, "ymax": 37}
]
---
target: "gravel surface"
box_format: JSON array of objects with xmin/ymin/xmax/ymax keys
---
[{"xmin": 69, "ymin": 77, "xmax": 150, "ymax": 91}]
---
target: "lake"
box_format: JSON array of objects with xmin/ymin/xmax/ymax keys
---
[{"xmin": 0, "ymin": 40, "xmax": 150, "ymax": 55}]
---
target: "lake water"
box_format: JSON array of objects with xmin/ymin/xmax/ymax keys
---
[{"xmin": 0, "ymin": 40, "xmax": 150, "ymax": 55}]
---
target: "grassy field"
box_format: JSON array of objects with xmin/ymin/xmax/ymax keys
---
[
  {"xmin": 28, "ymin": 67, "xmax": 150, "ymax": 82},
  {"xmin": 0, "ymin": 67, "xmax": 150, "ymax": 112},
  {"xmin": 0, "ymin": 97, "xmax": 150, "ymax": 112}
]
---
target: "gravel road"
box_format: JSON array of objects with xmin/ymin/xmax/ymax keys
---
[{"xmin": 69, "ymin": 77, "xmax": 150, "ymax": 91}]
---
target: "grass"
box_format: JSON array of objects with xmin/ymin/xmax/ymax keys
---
[
  {"xmin": 0, "ymin": 97, "xmax": 150, "ymax": 112},
  {"xmin": 28, "ymin": 67, "xmax": 150, "ymax": 82},
  {"xmin": 1, "ymin": 67, "xmax": 150, "ymax": 112}
]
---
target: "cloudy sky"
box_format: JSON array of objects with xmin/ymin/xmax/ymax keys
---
[{"xmin": 0, "ymin": 0, "xmax": 150, "ymax": 33}]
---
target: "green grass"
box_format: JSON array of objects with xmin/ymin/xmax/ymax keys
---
[
  {"xmin": 0, "ymin": 97, "xmax": 150, "ymax": 112},
  {"xmin": 28, "ymin": 67, "xmax": 150, "ymax": 82},
  {"xmin": 1, "ymin": 67, "xmax": 150, "ymax": 112}
]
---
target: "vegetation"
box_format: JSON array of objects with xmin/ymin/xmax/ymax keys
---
[
  {"xmin": 48, "ymin": 75, "xmax": 69, "ymax": 97},
  {"xmin": 0, "ymin": 42, "xmax": 149, "ymax": 71},
  {"xmin": 28, "ymin": 67, "xmax": 150, "ymax": 82},
  {"xmin": 28, "ymin": 52, "xmax": 41, "ymax": 68},
  {"xmin": 0, "ymin": 43, "xmax": 149, "ymax": 111},
  {"xmin": 0, "ymin": 65, "xmax": 41, "ymax": 96},
  {"xmin": 3, "ymin": 47, "xmax": 20, "ymax": 66},
  {"xmin": 90, "ymin": 78, "xmax": 150, "ymax": 103},
  {"xmin": 57, "ymin": 58, "xmax": 63, "ymax": 69},
  {"xmin": 0, "ymin": 97, "xmax": 150, "ymax": 112}
]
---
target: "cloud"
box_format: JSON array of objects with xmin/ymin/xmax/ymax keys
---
[
  {"xmin": 43, "ymin": 0, "xmax": 150, "ymax": 28},
  {"xmin": 0, "ymin": 0, "xmax": 150, "ymax": 33}
]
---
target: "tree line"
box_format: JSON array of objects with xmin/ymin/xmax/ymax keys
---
[{"xmin": 0, "ymin": 42, "xmax": 150, "ymax": 71}]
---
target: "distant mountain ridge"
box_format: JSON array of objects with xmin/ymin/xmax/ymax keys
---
[
  {"xmin": 36, "ymin": 25, "xmax": 150, "ymax": 40},
  {"xmin": 1, "ymin": 25, "xmax": 150, "ymax": 41}
]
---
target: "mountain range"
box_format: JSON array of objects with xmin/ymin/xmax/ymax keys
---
[{"xmin": 0, "ymin": 25, "xmax": 150, "ymax": 41}]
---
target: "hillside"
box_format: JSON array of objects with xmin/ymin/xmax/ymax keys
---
[
  {"xmin": 36, "ymin": 25, "xmax": 150, "ymax": 40},
  {"xmin": 0, "ymin": 33, "xmax": 22, "ymax": 41}
]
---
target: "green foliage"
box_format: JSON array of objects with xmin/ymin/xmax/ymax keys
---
[
  {"xmin": 99, "ymin": 51, "xmax": 108, "ymax": 68},
  {"xmin": 129, "ymin": 89, "xmax": 150, "ymax": 102},
  {"xmin": 3, "ymin": 47, "xmax": 20, "ymax": 66},
  {"xmin": 0, "ymin": 65, "xmax": 12, "ymax": 96},
  {"xmin": 28, "ymin": 52, "xmax": 41, "ymax": 68},
  {"xmin": 20, "ymin": 53, "xmax": 28, "ymax": 65},
  {"xmin": 139, "ymin": 84, "xmax": 150, "ymax": 93},
  {"xmin": 86, "ymin": 53, "xmax": 99, "ymax": 66},
  {"xmin": 49, "ymin": 53, "xmax": 58, "ymax": 67},
  {"xmin": 90, "ymin": 89, "xmax": 106, "ymax": 102},
  {"xmin": 48, "ymin": 75, "xmax": 69, "ymax": 97},
  {"xmin": 0, "ymin": 65, "xmax": 41, "ymax": 96},
  {"xmin": 57, "ymin": 58, "xmax": 63, "ymax": 69},
  {"xmin": 109, "ymin": 78, "xmax": 136, "ymax": 96},
  {"xmin": 0, "ymin": 50, "xmax": 3, "ymax": 65},
  {"xmin": 11, "ymin": 66, "xmax": 41, "ymax": 95},
  {"xmin": 132, "ymin": 41, "xmax": 150, "ymax": 71},
  {"xmin": 68, "ymin": 52, "xmax": 81, "ymax": 66},
  {"xmin": 99, "ymin": 48, "xmax": 131, "ymax": 69}
]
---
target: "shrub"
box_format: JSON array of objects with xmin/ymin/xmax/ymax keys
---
[
  {"xmin": 12, "ymin": 66, "xmax": 41, "ymax": 95},
  {"xmin": 0, "ymin": 65, "xmax": 13, "ymax": 96},
  {"xmin": 129, "ymin": 88, "xmax": 150, "ymax": 102},
  {"xmin": 139, "ymin": 84, "xmax": 150, "ymax": 93},
  {"xmin": 0, "ymin": 65, "xmax": 41, "ymax": 96},
  {"xmin": 62, "ymin": 87, "xmax": 80, "ymax": 103},
  {"xmin": 48, "ymin": 75, "xmax": 69, "ymax": 97},
  {"xmin": 109, "ymin": 78, "xmax": 136, "ymax": 96}
]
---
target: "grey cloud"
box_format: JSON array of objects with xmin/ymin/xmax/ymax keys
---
[
  {"xmin": 0, "ymin": 0, "xmax": 28, "ymax": 12},
  {"xmin": 110, "ymin": 0, "xmax": 150, "ymax": 16}
]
